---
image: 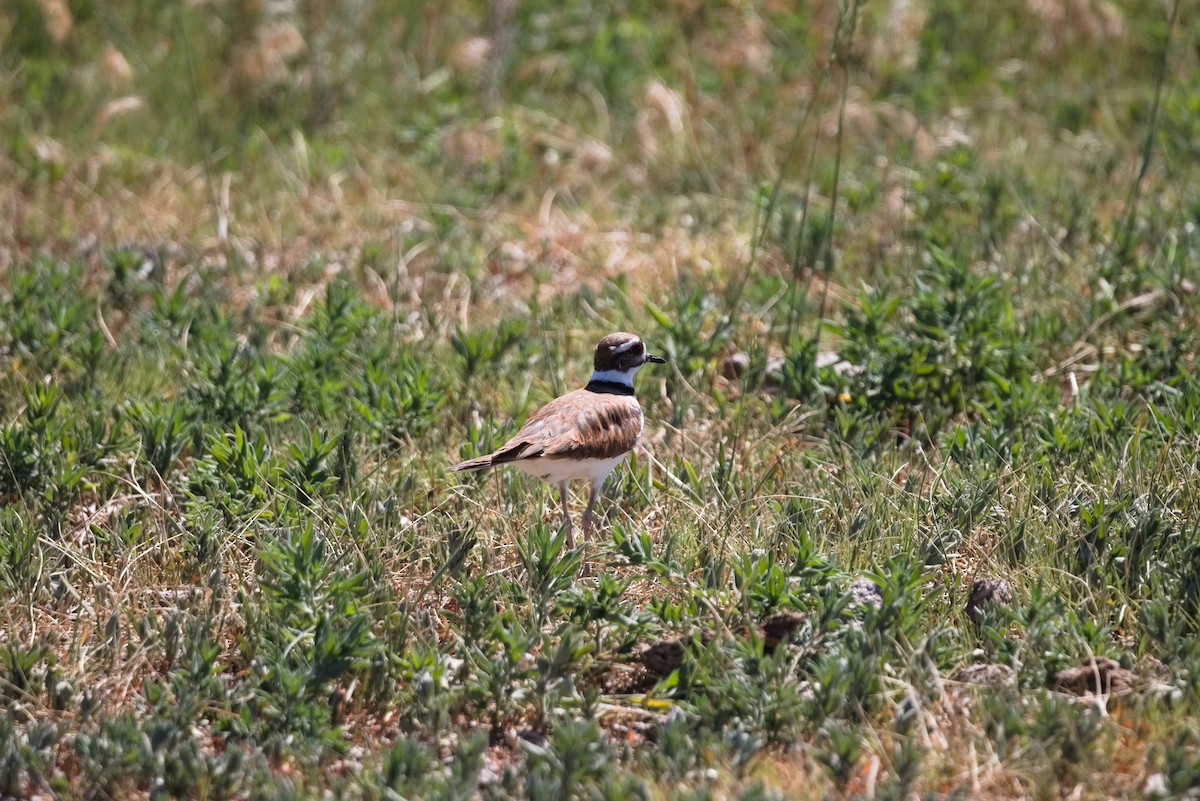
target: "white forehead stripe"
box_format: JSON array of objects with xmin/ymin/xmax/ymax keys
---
[{"xmin": 611, "ymin": 338, "xmax": 641, "ymax": 354}]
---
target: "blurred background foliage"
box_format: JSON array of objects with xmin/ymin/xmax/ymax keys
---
[{"xmin": 2, "ymin": 0, "xmax": 1192, "ymax": 257}]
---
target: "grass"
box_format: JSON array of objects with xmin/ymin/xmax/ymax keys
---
[{"xmin": 2, "ymin": 0, "xmax": 1200, "ymax": 798}]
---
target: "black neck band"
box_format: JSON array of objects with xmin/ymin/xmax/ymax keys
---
[{"xmin": 585, "ymin": 379, "xmax": 635, "ymax": 396}]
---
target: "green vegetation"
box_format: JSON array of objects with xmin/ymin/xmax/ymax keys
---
[{"xmin": 2, "ymin": 0, "xmax": 1199, "ymax": 797}]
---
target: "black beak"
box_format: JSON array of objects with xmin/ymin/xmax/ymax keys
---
[{"xmin": 645, "ymin": 353, "xmax": 666, "ymax": 364}]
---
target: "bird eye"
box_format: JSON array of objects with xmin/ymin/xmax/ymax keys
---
[{"xmin": 633, "ymin": 342, "xmax": 644, "ymax": 355}]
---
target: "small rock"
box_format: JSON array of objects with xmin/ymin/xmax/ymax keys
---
[
  {"xmin": 965, "ymin": 577, "xmax": 1013, "ymax": 625},
  {"xmin": 721, "ymin": 351, "xmax": 751, "ymax": 379},
  {"xmin": 513, "ymin": 729, "xmax": 546, "ymax": 747},
  {"xmin": 603, "ymin": 666, "xmax": 653, "ymax": 695},
  {"xmin": 816, "ymin": 351, "xmax": 862, "ymax": 376},
  {"xmin": 761, "ymin": 352, "xmax": 787, "ymax": 388},
  {"xmin": 954, "ymin": 663, "xmax": 1016, "ymax": 687},
  {"xmin": 1051, "ymin": 657, "xmax": 1138, "ymax": 696},
  {"xmin": 639, "ymin": 638, "xmax": 685, "ymax": 677},
  {"xmin": 848, "ymin": 577, "xmax": 883, "ymax": 611},
  {"xmin": 761, "ymin": 611, "xmax": 807, "ymax": 652}
]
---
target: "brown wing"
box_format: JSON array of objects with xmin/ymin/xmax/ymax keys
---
[{"xmin": 489, "ymin": 389, "xmax": 643, "ymax": 463}]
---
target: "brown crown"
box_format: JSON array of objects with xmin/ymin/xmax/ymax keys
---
[{"xmin": 593, "ymin": 332, "xmax": 646, "ymax": 372}]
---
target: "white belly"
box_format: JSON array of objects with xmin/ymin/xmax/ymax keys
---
[{"xmin": 514, "ymin": 453, "xmax": 628, "ymax": 486}]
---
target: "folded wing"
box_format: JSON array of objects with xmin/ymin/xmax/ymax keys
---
[{"xmin": 491, "ymin": 389, "xmax": 643, "ymax": 463}]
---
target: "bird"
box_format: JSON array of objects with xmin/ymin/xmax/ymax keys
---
[{"xmin": 450, "ymin": 332, "xmax": 665, "ymax": 548}]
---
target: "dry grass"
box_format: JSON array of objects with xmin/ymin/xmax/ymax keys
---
[{"xmin": 2, "ymin": 0, "xmax": 1199, "ymax": 798}]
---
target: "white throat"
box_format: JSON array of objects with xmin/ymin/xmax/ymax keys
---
[{"xmin": 590, "ymin": 366, "xmax": 639, "ymax": 387}]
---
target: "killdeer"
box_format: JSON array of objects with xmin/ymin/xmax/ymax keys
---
[{"xmin": 451, "ymin": 332, "xmax": 665, "ymax": 547}]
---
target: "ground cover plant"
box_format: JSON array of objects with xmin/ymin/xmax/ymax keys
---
[{"xmin": 2, "ymin": 0, "xmax": 1200, "ymax": 798}]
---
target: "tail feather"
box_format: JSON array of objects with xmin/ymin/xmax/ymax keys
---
[{"xmin": 450, "ymin": 454, "xmax": 494, "ymax": 472}]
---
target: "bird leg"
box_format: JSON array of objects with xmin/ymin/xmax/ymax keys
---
[
  {"xmin": 582, "ymin": 481, "xmax": 602, "ymax": 540},
  {"xmin": 577, "ymin": 481, "xmax": 604, "ymax": 577},
  {"xmin": 558, "ymin": 482, "xmax": 575, "ymax": 550}
]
